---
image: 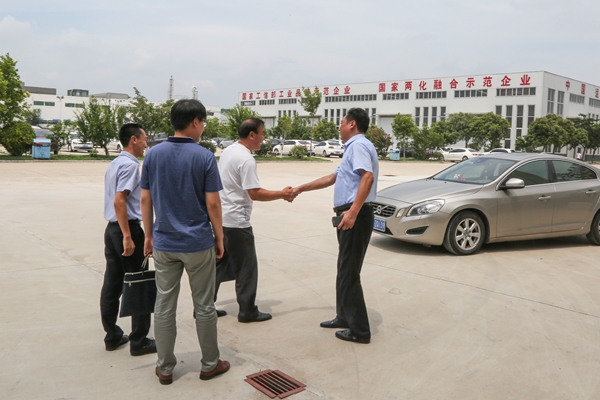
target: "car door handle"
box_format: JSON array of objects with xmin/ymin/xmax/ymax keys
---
[
  {"xmin": 586, "ymin": 190, "xmax": 597, "ymax": 195},
  {"xmin": 538, "ymin": 195, "xmax": 552, "ymax": 201}
]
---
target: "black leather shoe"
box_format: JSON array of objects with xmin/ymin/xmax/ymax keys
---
[
  {"xmin": 320, "ymin": 318, "xmax": 347, "ymax": 329},
  {"xmin": 335, "ymin": 329, "xmax": 370, "ymax": 344},
  {"xmin": 131, "ymin": 338, "xmax": 157, "ymax": 356},
  {"xmin": 105, "ymin": 335, "xmax": 129, "ymax": 351},
  {"xmin": 238, "ymin": 311, "xmax": 272, "ymax": 323},
  {"xmin": 216, "ymin": 309, "xmax": 227, "ymax": 317}
]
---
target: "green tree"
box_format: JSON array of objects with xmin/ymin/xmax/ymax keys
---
[
  {"xmin": 154, "ymin": 99, "xmax": 175, "ymax": 136},
  {"xmin": 224, "ymin": 104, "xmax": 261, "ymax": 139},
  {"xmin": 412, "ymin": 126, "xmax": 445, "ymax": 160},
  {"xmin": 430, "ymin": 119, "xmax": 459, "ymax": 148},
  {"xmin": 312, "ymin": 119, "xmax": 339, "ymax": 142},
  {"xmin": 391, "ymin": 114, "xmax": 418, "ymax": 158},
  {"xmin": 203, "ymin": 117, "xmax": 228, "ymax": 139},
  {"xmin": 527, "ymin": 114, "xmax": 574, "ymax": 153},
  {"xmin": 48, "ymin": 120, "xmax": 72, "ymax": 154},
  {"xmin": 365, "ymin": 124, "xmax": 392, "ymax": 159},
  {"xmin": 0, "ymin": 54, "xmax": 30, "ymax": 151},
  {"xmin": 290, "ymin": 115, "xmax": 311, "ymax": 139},
  {"xmin": 470, "ymin": 112, "xmax": 510, "ymax": 151},
  {"xmin": 129, "ymin": 88, "xmax": 160, "ymax": 135},
  {"xmin": 586, "ymin": 123, "xmax": 600, "ymax": 163},
  {"xmin": 572, "ymin": 114, "xmax": 599, "ymax": 158},
  {"xmin": 74, "ymin": 97, "xmax": 127, "ymax": 156},
  {"xmin": 447, "ymin": 112, "xmax": 478, "ymax": 148},
  {"xmin": 299, "ymin": 87, "xmax": 322, "ymax": 153},
  {"xmin": 515, "ymin": 135, "xmax": 537, "ymax": 152},
  {"xmin": 273, "ymin": 114, "xmax": 292, "ymax": 153},
  {"xmin": 24, "ymin": 108, "xmax": 43, "ymax": 126},
  {"xmin": 2, "ymin": 121, "xmax": 35, "ymax": 156}
]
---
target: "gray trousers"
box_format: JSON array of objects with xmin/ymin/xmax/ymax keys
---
[{"xmin": 153, "ymin": 249, "xmax": 220, "ymax": 375}]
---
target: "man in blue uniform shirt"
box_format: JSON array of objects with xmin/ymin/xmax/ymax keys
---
[
  {"xmin": 101, "ymin": 123, "xmax": 156, "ymax": 356},
  {"xmin": 293, "ymin": 108, "xmax": 379, "ymax": 344}
]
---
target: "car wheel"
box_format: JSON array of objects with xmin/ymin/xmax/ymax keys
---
[
  {"xmin": 586, "ymin": 211, "xmax": 600, "ymax": 245},
  {"xmin": 443, "ymin": 211, "xmax": 485, "ymax": 255},
  {"xmin": 323, "ymin": 150, "xmax": 329, "ymax": 158},
  {"xmin": 274, "ymin": 148, "xmax": 279, "ymax": 155},
  {"xmin": 462, "ymin": 156, "xmax": 468, "ymax": 161},
  {"xmin": 69, "ymin": 145, "xmax": 74, "ymax": 152},
  {"xmin": 219, "ymin": 144, "xmax": 224, "ymax": 149},
  {"xmin": 338, "ymin": 154, "xmax": 343, "ymax": 158},
  {"xmin": 117, "ymin": 145, "xmax": 122, "ymax": 153}
]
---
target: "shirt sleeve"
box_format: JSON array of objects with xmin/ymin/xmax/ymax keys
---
[
  {"xmin": 350, "ymin": 142, "xmax": 374, "ymax": 175},
  {"xmin": 204, "ymin": 154, "xmax": 223, "ymax": 193},
  {"xmin": 140, "ymin": 153, "xmax": 150, "ymax": 190},
  {"xmin": 240, "ymin": 157, "xmax": 261, "ymax": 190},
  {"xmin": 116, "ymin": 162, "xmax": 139, "ymax": 193}
]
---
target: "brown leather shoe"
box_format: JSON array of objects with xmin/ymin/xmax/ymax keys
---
[
  {"xmin": 200, "ymin": 359, "xmax": 230, "ymax": 381},
  {"xmin": 155, "ymin": 367, "xmax": 173, "ymax": 385}
]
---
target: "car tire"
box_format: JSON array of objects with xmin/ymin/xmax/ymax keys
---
[
  {"xmin": 274, "ymin": 148, "xmax": 279, "ymax": 155},
  {"xmin": 117, "ymin": 145, "xmax": 122, "ymax": 153},
  {"xmin": 443, "ymin": 211, "xmax": 485, "ymax": 255},
  {"xmin": 323, "ymin": 151, "xmax": 329, "ymax": 158},
  {"xmin": 338, "ymin": 154, "xmax": 343, "ymax": 158},
  {"xmin": 69, "ymin": 145, "xmax": 74, "ymax": 152},
  {"xmin": 586, "ymin": 211, "xmax": 600, "ymax": 245},
  {"xmin": 462, "ymin": 156, "xmax": 468, "ymax": 161}
]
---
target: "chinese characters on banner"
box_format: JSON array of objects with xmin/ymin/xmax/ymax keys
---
[{"xmin": 240, "ymin": 74, "xmax": 553, "ymax": 100}]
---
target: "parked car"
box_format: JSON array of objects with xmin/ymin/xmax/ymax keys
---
[
  {"xmin": 66, "ymin": 133, "xmax": 93, "ymax": 152},
  {"xmin": 272, "ymin": 140, "xmax": 313, "ymax": 156},
  {"xmin": 219, "ymin": 139, "xmax": 237, "ymax": 149},
  {"xmin": 443, "ymin": 148, "xmax": 481, "ymax": 162},
  {"xmin": 268, "ymin": 138, "xmax": 282, "ymax": 147},
  {"xmin": 388, "ymin": 147, "xmax": 414, "ymax": 158},
  {"xmin": 315, "ymin": 140, "xmax": 344, "ymax": 157},
  {"xmin": 485, "ymin": 148, "xmax": 515, "ymax": 154},
  {"xmin": 147, "ymin": 133, "xmax": 169, "ymax": 148},
  {"xmin": 371, "ymin": 153, "xmax": 600, "ymax": 255},
  {"xmin": 107, "ymin": 139, "xmax": 123, "ymax": 153}
]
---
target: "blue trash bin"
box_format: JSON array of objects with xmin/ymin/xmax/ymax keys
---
[
  {"xmin": 32, "ymin": 138, "xmax": 51, "ymax": 159},
  {"xmin": 389, "ymin": 149, "xmax": 400, "ymax": 161}
]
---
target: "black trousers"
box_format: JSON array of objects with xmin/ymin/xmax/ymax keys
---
[
  {"xmin": 335, "ymin": 204, "xmax": 373, "ymax": 339},
  {"xmin": 101, "ymin": 221, "xmax": 151, "ymax": 350},
  {"xmin": 215, "ymin": 227, "xmax": 259, "ymax": 319}
]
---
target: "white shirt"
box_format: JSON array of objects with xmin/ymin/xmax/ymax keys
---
[{"xmin": 218, "ymin": 142, "xmax": 261, "ymax": 228}]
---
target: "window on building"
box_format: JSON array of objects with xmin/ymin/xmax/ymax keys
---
[
  {"xmin": 589, "ymin": 98, "xmax": 600, "ymax": 108},
  {"xmin": 33, "ymin": 101, "xmax": 44, "ymax": 106},
  {"xmin": 259, "ymin": 99, "xmax": 274, "ymax": 105},
  {"xmin": 336, "ymin": 109, "xmax": 341, "ymax": 126},
  {"xmin": 506, "ymin": 105, "xmax": 513, "ymax": 127},
  {"xmin": 432, "ymin": 107, "xmax": 437, "ymax": 124},
  {"xmin": 416, "ymin": 91, "xmax": 447, "ymax": 99},
  {"xmin": 324, "ymin": 94, "xmax": 377, "ymax": 103},
  {"xmin": 279, "ymin": 98, "xmax": 297, "ymax": 105},
  {"xmin": 527, "ymin": 105, "xmax": 535, "ymax": 127},
  {"xmin": 278, "ymin": 110, "xmax": 281, "ymax": 118},
  {"xmin": 383, "ymin": 93, "xmax": 409, "ymax": 100},
  {"xmin": 240, "ymin": 101, "xmax": 255, "ymax": 106},
  {"xmin": 423, "ymin": 107, "xmax": 429, "ymax": 126},
  {"xmin": 547, "ymin": 88, "xmax": 555, "ymax": 114},
  {"xmin": 440, "ymin": 107, "xmax": 446, "ymax": 121},
  {"xmin": 569, "ymin": 93, "xmax": 585, "ymax": 104},
  {"xmin": 371, "ymin": 108, "xmax": 376, "ymax": 125},
  {"xmin": 495, "ymin": 105, "xmax": 502, "ymax": 116},
  {"xmin": 557, "ymin": 91, "xmax": 564, "ymax": 115},
  {"xmin": 497, "ymin": 87, "xmax": 536, "ymax": 97},
  {"xmin": 44, "ymin": 101, "xmax": 55, "ymax": 106},
  {"xmin": 516, "ymin": 105, "xmax": 524, "ymax": 129},
  {"xmin": 505, "ymin": 139, "xmax": 511, "ymax": 149},
  {"xmin": 324, "ymin": 109, "xmax": 328, "ymax": 119},
  {"xmin": 454, "ymin": 89, "xmax": 487, "ymax": 98},
  {"xmin": 415, "ymin": 107, "xmax": 420, "ymax": 126}
]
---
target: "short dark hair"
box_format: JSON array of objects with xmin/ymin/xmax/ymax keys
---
[
  {"xmin": 119, "ymin": 123, "xmax": 144, "ymax": 147},
  {"xmin": 345, "ymin": 108, "xmax": 370, "ymax": 133},
  {"xmin": 238, "ymin": 118, "xmax": 265, "ymax": 139},
  {"xmin": 170, "ymin": 99, "xmax": 207, "ymax": 131}
]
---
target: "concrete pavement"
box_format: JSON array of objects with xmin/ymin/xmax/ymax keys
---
[{"xmin": 1, "ymin": 159, "xmax": 600, "ymax": 399}]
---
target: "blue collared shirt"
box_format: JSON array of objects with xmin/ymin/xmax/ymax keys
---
[
  {"xmin": 104, "ymin": 151, "xmax": 142, "ymax": 222},
  {"xmin": 333, "ymin": 134, "xmax": 379, "ymax": 207}
]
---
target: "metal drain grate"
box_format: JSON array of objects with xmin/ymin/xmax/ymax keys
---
[{"xmin": 245, "ymin": 369, "xmax": 306, "ymax": 399}]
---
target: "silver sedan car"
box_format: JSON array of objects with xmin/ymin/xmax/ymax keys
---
[{"xmin": 372, "ymin": 153, "xmax": 600, "ymax": 255}]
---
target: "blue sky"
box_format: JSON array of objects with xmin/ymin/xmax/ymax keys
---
[{"xmin": 1, "ymin": 0, "xmax": 599, "ymax": 107}]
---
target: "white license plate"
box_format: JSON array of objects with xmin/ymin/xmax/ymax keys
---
[{"xmin": 373, "ymin": 218, "xmax": 386, "ymax": 232}]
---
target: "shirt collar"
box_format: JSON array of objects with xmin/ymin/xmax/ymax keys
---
[
  {"xmin": 167, "ymin": 136, "xmax": 195, "ymax": 143},
  {"xmin": 119, "ymin": 151, "xmax": 139, "ymax": 164},
  {"xmin": 343, "ymin": 133, "xmax": 365, "ymax": 147}
]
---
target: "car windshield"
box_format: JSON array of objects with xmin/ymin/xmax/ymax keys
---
[{"xmin": 432, "ymin": 157, "xmax": 517, "ymax": 184}]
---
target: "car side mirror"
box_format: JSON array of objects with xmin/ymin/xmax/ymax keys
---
[{"xmin": 501, "ymin": 178, "xmax": 525, "ymax": 189}]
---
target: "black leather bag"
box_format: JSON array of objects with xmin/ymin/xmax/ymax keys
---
[{"xmin": 120, "ymin": 255, "xmax": 157, "ymax": 317}]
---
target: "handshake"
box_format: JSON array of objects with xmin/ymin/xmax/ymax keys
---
[{"xmin": 281, "ymin": 186, "xmax": 302, "ymax": 203}]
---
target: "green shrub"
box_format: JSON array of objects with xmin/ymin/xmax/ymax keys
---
[
  {"xmin": 199, "ymin": 141, "xmax": 216, "ymax": 154},
  {"xmin": 430, "ymin": 151, "xmax": 444, "ymax": 161},
  {"xmin": 0, "ymin": 122, "xmax": 35, "ymax": 156},
  {"xmin": 90, "ymin": 148, "xmax": 99, "ymax": 158},
  {"xmin": 256, "ymin": 142, "xmax": 272, "ymax": 157},
  {"xmin": 289, "ymin": 145, "xmax": 308, "ymax": 159}
]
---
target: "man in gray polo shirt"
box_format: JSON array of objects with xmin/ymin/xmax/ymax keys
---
[{"xmin": 101, "ymin": 123, "xmax": 156, "ymax": 356}]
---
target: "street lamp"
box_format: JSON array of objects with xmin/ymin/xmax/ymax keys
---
[{"xmin": 56, "ymin": 95, "xmax": 64, "ymax": 122}]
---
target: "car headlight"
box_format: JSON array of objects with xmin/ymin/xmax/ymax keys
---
[{"xmin": 407, "ymin": 200, "xmax": 445, "ymax": 216}]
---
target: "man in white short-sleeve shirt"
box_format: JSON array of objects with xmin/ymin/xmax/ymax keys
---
[{"xmin": 215, "ymin": 118, "xmax": 294, "ymax": 323}]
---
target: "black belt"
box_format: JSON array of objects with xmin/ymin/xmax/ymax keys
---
[
  {"xmin": 333, "ymin": 202, "xmax": 371, "ymax": 213},
  {"xmin": 108, "ymin": 219, "xmax": 141, "ymax": 225}
]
